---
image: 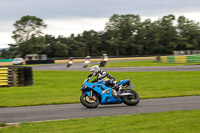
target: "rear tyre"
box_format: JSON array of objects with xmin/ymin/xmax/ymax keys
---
[
  {"xmin": 80, "ymin": 93, "xmax": 99, "ymax": 108},
  {"xmin": 83, "ymin": 65, "xmax": 88, "ymax": 68},
  {"xmin": 122, "ymin": 89, "xmax": 140, "ymax": 106}
]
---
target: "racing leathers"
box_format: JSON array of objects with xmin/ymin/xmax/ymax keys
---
[{"xmin": 90, "ymin": 70, "xmax": 119, "ymax": 90}]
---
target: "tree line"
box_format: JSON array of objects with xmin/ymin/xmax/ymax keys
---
[{"xmin": 1, "ymin": 14, "xmax": 200, "ymax": 59}]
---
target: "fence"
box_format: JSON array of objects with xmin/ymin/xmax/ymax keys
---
[
  {"xmin": 173, "ymin": 50, "xmax": 200, "ymax": 55},
  {"xmin": 0, "ymin": 59, "xmax": 13, "ymax": 62},
  {"xmin": 26, "ymin": 59, "xmax": 55, "ymax": 64}
]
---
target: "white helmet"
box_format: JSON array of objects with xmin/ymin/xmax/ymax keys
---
[{"xmin": 90, "ymin": 65, "xmax": 100, "ymax": 76}]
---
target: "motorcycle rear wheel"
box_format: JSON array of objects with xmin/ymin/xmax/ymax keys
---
[
  {"xmin": 122, "ymin": 89, "xmax": 140, "ymax": 106},
  {"xmin": 80, "ymin": 93, "xmax": 99, "ymax": 108}
]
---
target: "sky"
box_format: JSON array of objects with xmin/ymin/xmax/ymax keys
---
[{"xmin": 0, "ymin": 0, "xmax": 200, "ymax": 48}]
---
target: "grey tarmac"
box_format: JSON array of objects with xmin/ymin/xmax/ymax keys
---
[
  {"xmin": 32, "ymin": 62, "xmax": 200, "ymax": 71},
  {"xmin": 0, "ymin": 96, "xmax": 200, "ymax": 123},
  {"xmin": 1, "ymin": 60, "xmax": 199, "ymax": 124}
]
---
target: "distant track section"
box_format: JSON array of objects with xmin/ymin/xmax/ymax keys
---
[{"xmin": 32, "ymin": 63, "xmax": 200, "ymax": 71}]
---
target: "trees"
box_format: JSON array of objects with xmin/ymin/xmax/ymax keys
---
[
  {"xmin": 81, "ymin": 30, "xmax": 101, "ymax": 56},
  {"xmin": 135, "ymin": 19, "xmax": 155, "ymax": 55},
  {"xmin": 105, "ymin": 14, "xmax": 141, "ymax": 56},
  {"xmin": 44, "ymin": 35, "xmax": 69, "ymax": 58},
  {"xmin": 17, "ymin": 36, "xmax": 47, "ymax": 57},
  {"xmin": 12, "ymin": 15, "xmax": 47, "ymax": 43},
  {"xmin": 157, "ymin": 15, "xmax": 177, "ymax": 54},
  {"xmin": 11, "ymin": 15, "xmax": 47, "ymax": 57},
  {"xmin": 0, "ymin": 49, "xmax": 14, "ymax": 59},
  {"xmin": 64, "ymin": 35, "xmax": 84, "ymax": 57},
  {"xmin": 176, "ymin": 16, "xmax": 200, "ymax": 50},
  {"xmin": 1, "ymin": 14, "xmax": 200, "ymax": 59}
]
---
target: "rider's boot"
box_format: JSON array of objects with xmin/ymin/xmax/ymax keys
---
[
  {"xmin": 112, "ymin": 84, "xmax": 121, "ymax": 97},
  {"xmin": 112, "ymin": 84, "xmax": 119, "ymax": 91}
]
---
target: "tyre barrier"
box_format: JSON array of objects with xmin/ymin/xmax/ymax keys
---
[
  {"xmin": 159, "ymin": 55, "xmax": 200, "ymax": 63},
  {"xmin": 0, "ymin": 67, "xmax": 9, "ymax": 86},
  {"xmin": 0, "ymin": 66, "xmax": 33, "ymax": 87}
]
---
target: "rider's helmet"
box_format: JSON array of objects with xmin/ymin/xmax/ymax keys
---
[
  {"xmin": 90, "ymin": 65, "xmax": 100, "ymax": 76},
  {"xmin": 86, "ymin": 56, "xmax": 90, "ymax": 59},
  {"xmin": 69, "ymin": 57, "xmax": 73, "ymax": 60}
]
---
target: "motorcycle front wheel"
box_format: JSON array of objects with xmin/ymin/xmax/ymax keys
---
[
  {"xmin": 122, "ymin": 89, "xmax": 140, "ymax": 106},
  {"xmin": 80, "ymin": 93, "xmax": 100, "ymax": 108}
]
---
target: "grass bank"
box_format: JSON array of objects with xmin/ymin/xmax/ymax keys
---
[
  {"xmin": 0, "ymin": 71, "xmax": 200, "ymax": 107},
  {"xmin": 1, "ymin": 110, "xmax": 199, "ymax": 133},
  {"xmin": 104, "ymin": 60, "xmax": 200, "ymax": 67}
]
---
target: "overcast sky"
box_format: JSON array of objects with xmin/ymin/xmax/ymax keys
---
[{"xmin": 1, "ymin": 0, "xmax": 200, "ymax": 48}]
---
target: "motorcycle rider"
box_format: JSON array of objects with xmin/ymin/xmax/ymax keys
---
[
  {"xmin": 66, "ymin": 57, "xmax": 73, "ymax": 67},
  {"xmin": 88, "ymin": 65, "xmax": 119, "ymax": 91},
  {"xmin": 99, "ymin": 54, "xmax": 108, "ymax": 67},
  {"xmin": 83, "ymin": 56, "xmax": 90, "ymax": 68}
]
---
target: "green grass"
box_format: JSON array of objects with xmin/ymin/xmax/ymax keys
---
[
  {"xmin": 104, "ymin": 60, "xmax": 200, "ymax": 67},
  {"xmin": 0, "ymin": 123, "xmax": 7, "ymax": 127},
  {"xmin": 1, "ymin": 110, "xmax": 199, "ymax": 133},
  {"xmin": 0, "ymin": 71, "xmax": 200, "ymax": 107}
]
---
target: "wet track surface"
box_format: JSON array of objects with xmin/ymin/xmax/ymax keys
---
[{"xmin": 0, "ymin": 96, "xmax": 200, "ymax": 123}]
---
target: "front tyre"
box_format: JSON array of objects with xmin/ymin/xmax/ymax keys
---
[
  {"xmin": 80, "ymin": 93, "xmax": 99, "ymax": 108},
  {"xmin": 122, "ymin": 89, "xmax": 140, "ymax": 106}
]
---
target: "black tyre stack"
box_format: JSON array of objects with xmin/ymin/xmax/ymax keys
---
[
  {"xmin": 7, "ymin": 68, "xmax": 13, "ymax": 86},
  {"xmin": 12, "ymin": 67, "xmax": 20, "ymax": 86},
  {"xmin": 24, "ymin": 67, "xmax": 33, "ymax": 86},
  {"xmin": 0, "ymin": 66, "xmax": 33, "ymax": 87},
  {"xmin": 17, "ymin": 67, "xmax": 25, "ymax": 86}
]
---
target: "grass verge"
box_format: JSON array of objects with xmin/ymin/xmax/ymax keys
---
[
  {"xmin": 0, "ymin": 123, "xmax": 7, "ymax": 127},
  {"xmin": 104, "ymin": 60, "xmax": 200, "ymax": 67},
  {"xmin": 0, "ymin": 110, "xmax": 199, "ymax": 133},
  {"xmin": 0, "ymin": 71, "xmax": 200, "ymax": 107}
]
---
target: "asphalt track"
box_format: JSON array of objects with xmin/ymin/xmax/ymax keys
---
[
  {"xmin": 1, "ymin": 61, "xmax": 199, "ymax": 123},
  {"xmin": 32, "ymin": 61, "xmax": 200, "ymax": 71},
  {"xmin": 0, "ymin": 96, "xmax": 199, "ymax": 123}
]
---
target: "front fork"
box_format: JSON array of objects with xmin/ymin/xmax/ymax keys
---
[
  {"xmin": 84, "ymin": 90, "xmax": 96, "ymax": 100},
  {"xmin": 90, "ymin": 90, "xmax": 93, "ymax": 99}
]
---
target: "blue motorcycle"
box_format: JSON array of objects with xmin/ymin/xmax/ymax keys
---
[{"xmin": 80, "ymin": 78, "xmax": 140, "ymax": 108}]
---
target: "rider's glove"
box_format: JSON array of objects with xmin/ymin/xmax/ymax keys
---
[
  {"xmin": 91, "ymin": 78, "xmax": 98, "ymax": 83},
  {"xmin": 88, "ymin": 74, "xmax": 93, "ymax": 78}
]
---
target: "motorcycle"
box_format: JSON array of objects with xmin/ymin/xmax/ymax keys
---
[
  {"xmin": 83, "ymin": 59, "xmax": 90, "ymax": 68},
  {"xmin": 99, "ymin": 54, "xmax": 108, "ymax": 67},
  {"xmin": 99, "ymin": 60, "xmax": 107, "ymax": 67},
  {"xmin": 66, "ymin": 58, "xmax": 73, "ymax": 68},
  {"xmin": 80, "ymin": 78, "xmax": 140, "ymax": 108}
]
